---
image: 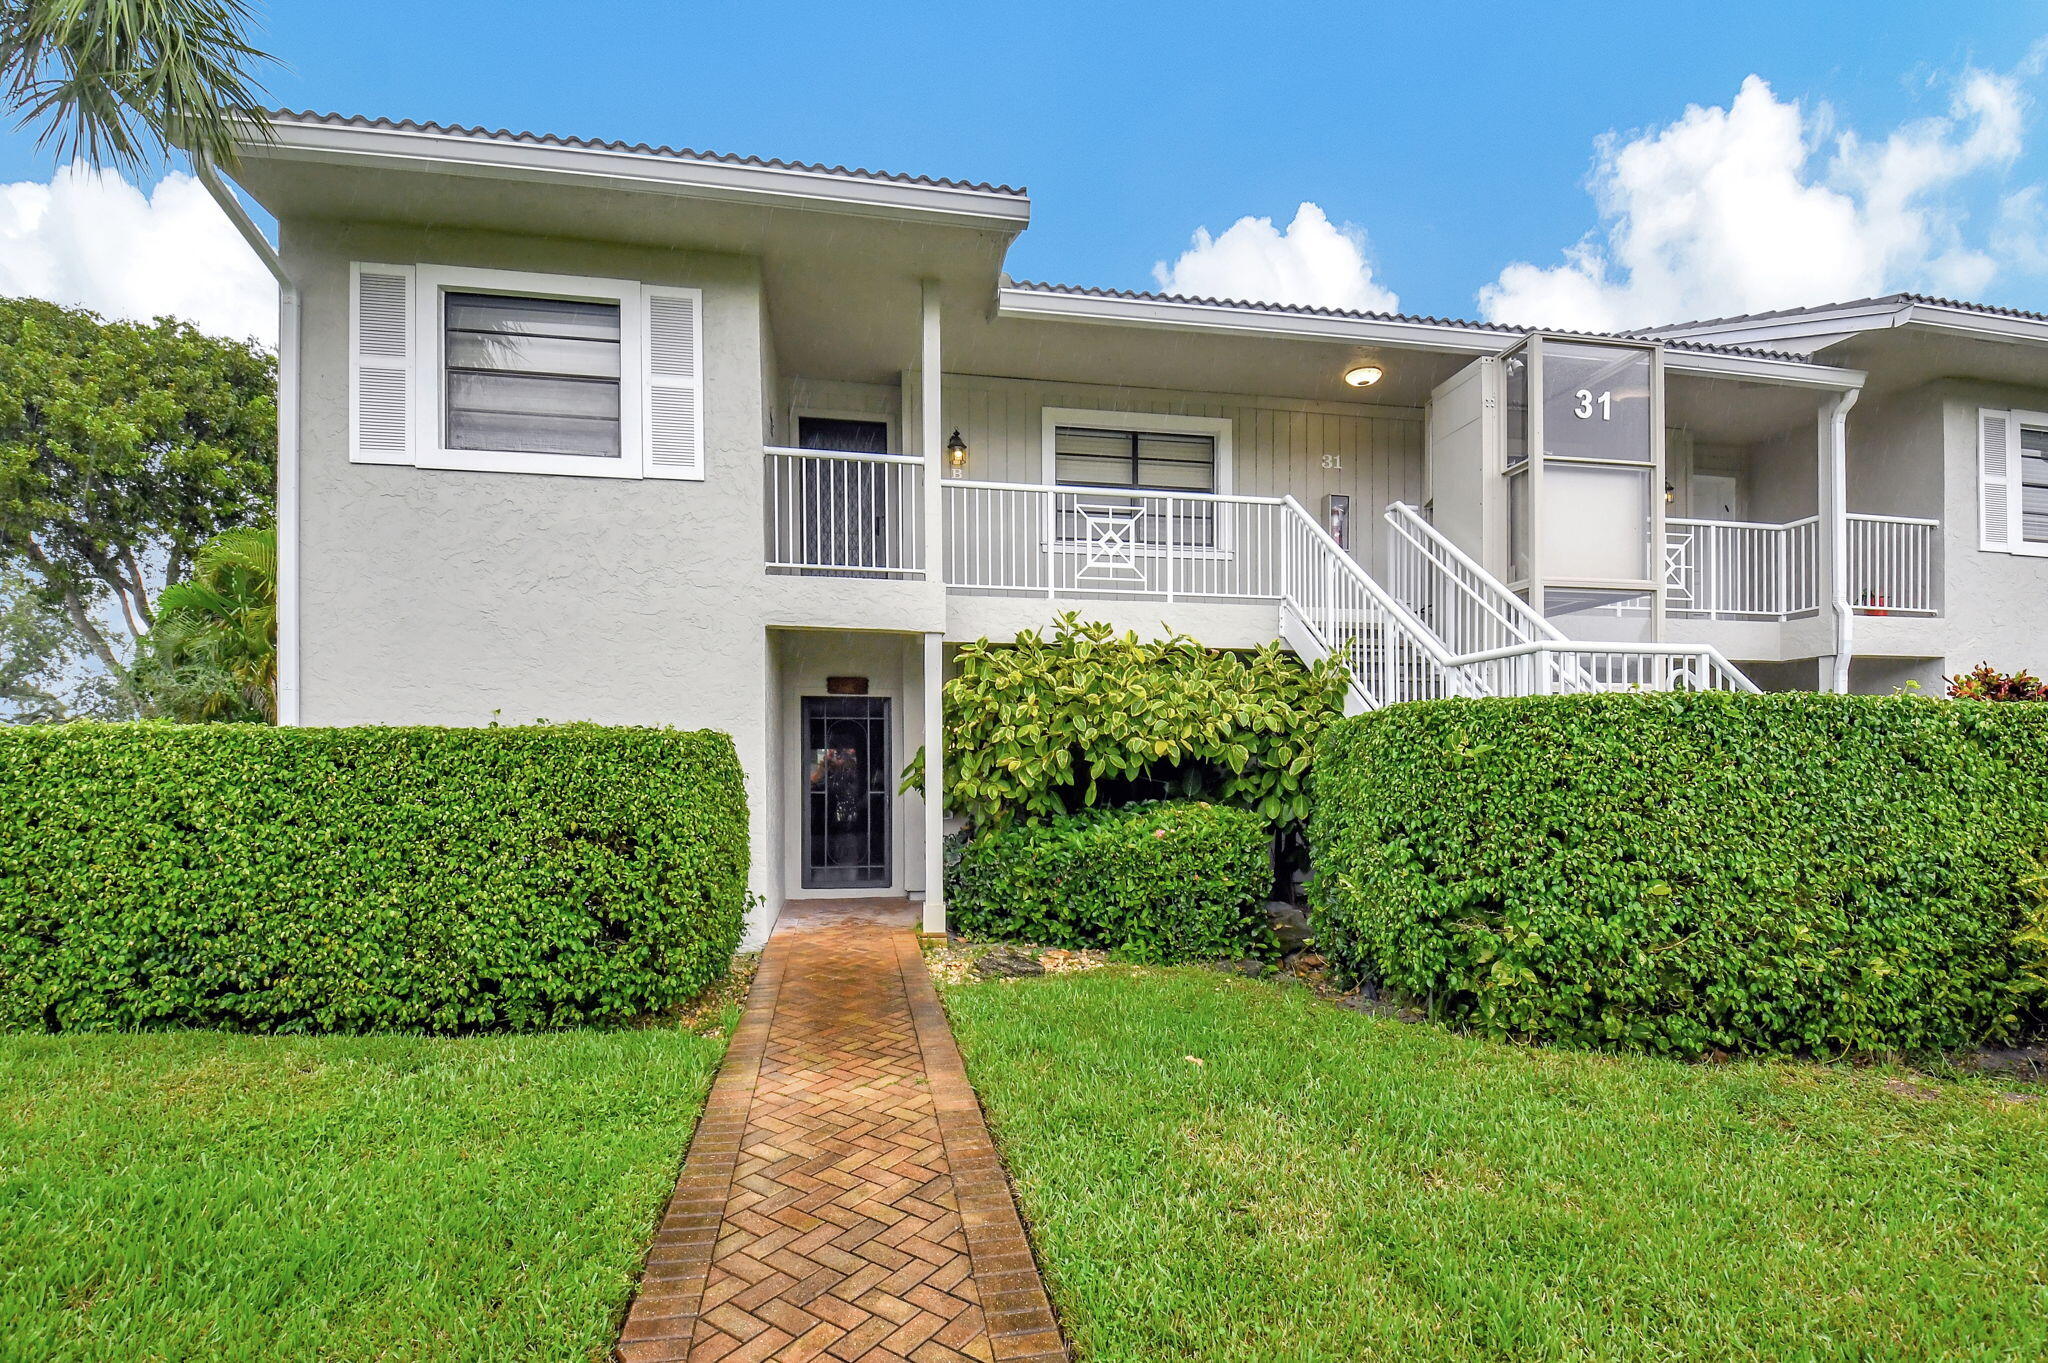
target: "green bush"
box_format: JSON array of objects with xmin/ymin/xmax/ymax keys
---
[
  {"xmin": 0, "ymin": 723, "xmax": 748, "ymax": 1033},
  {"xmin": 947, "ymin": 800, "xmax": 1276, "ymax": 962},
  {"xmin": 926, "ymin": 615, "xmax": 1349, "ymax": 830},
  {"xmin": 1310, "ymin": 694, "xmax": 2048, "ymax": 1056}
]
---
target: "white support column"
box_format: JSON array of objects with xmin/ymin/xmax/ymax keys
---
[
  {"xmin": 922, "ymin": 629, "xmax": 946, "ymax": 935},
  {"xmin": 921, "ymin": 279, "xmax": 943, "ymax": 584},
  {"xmin": 1822, "ymin": 387, "xmax": 1861, "ymax": 693},
  {"xmin": 919, "ymin": 279, "xmax": 946, "ymax": 935}
]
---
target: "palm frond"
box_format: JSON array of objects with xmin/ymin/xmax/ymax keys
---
[{"xmin": 0, "ymin": 0, "xmax": 278, "ymax": 171}]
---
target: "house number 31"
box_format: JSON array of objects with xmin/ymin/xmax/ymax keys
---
[
  {"xmin": 1573, "ymin": 389, "xmax": 1613, "ymax": 420},
  {"xmin": 1321, "ymin": 454, "xmax": 1343, "ymax": 469}
]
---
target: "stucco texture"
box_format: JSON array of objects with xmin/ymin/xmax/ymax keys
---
[{"xmin": 284, "ymin": 221, "xmax": 785, "ymax": 939}]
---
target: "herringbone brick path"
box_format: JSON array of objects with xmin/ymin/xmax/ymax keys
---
[{"xmin": 616, "ymin": 901, "xmax": 1067, "ymax": 1363}]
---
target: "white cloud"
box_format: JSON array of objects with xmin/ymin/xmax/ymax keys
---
[
  {"xmin": 1479, "ymin": 67, "xmax": 2034, "ymax": 331},
  {"xmin": 0, "ymin": 163, "xmax": 276, "ymax": 346},
  {"xmin": 1153, "ymin": 202, "xmax": 1399, "ymax": 313}
]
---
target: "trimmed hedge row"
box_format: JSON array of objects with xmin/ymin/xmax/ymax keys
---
[
  {"xmin": 0, "ymin": 724, "xmax": 749, "ymax": 1033},
  {"xmin": 1310, "ymin": 694, "xmax": 2048, "ymax": 1056},
  {"xmin": 948, "ymin": 801, "xmax": 1276, "ymax": 962}
]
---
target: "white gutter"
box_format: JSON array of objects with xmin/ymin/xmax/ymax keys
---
[
  {"xmin": 1824, "ymin": 387, "xmax": 1861, "ymax": 694},
  {"xmin": 194, "ymin": 156, "xmax": 300, "ymax": 726}
]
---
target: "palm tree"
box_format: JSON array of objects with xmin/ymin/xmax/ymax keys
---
[
  {"xmin": 0, "ymin": 0, "xmax": 275, "ymax": 171},
  {"xmin": 143, "ymin": 525, "xmax": 276, "ymax": 721}
]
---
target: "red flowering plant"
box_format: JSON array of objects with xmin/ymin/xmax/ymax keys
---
[{"xmin": 1947, "ymin": 663, "xmax": 2048, "ymax": 702}]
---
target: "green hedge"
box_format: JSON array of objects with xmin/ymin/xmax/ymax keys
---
[
  {"xmin": 1310, "ymin": 694, "xmax": 2048, "ymax": 1056},
  {"xmin": 0, "ymin": 724, "xmax": 749, "ymax": 1033},
  {"xmin": 947, "ymin": 801, "xmax": 1275, "ymax": 962}
]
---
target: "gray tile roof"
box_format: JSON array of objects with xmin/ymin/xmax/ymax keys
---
[
  {"xmin": 262, "ymin": 109, "xmax": 1028, "ymax": 196},
  {"xmin": 1638, "ymin": 292, "xmax": 2048, "ymax": 335},
  {"xmin": 1005, "ymin": 281, "xmax": 1823, "ymax": 364}
]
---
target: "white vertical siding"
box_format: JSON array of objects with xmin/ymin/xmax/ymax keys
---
[{"xmin": 937, "ymin": 374, "xmax": 1424, "ymax": 570}]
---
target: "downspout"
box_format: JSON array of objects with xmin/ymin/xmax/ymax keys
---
[
  {"xmin": 194, "ymin": 156, "xmax": 300, "ymax": 726},
  {"xmin": 1825, "ymin": 387, "xmax": 1861, "ymax": 694}
]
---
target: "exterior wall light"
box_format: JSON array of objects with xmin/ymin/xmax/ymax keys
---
[
  {"xmin": 1664, "ymin": 482, "xmax": 1676, "ymax": 505},
  {"xmin": 945, "ymin": 429, "xmax": 969, "ymax": 478},
  {"xmin": 1343, "ymin": 364, "xmax": 1384, "ymax": 388}
]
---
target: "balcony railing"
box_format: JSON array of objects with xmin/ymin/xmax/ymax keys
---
[
  {"xmin": 1845, "ymin": 513, "xmax": 1940, "ymax": 616},
  {"xmin": 1665, "ymin": 516, "xmax": 1821, "ymax": 619},
  {"xmin": 763, "ymin": 446, "xmax": 1756, "ymax": 706},
  {"xmin": 1666, "ymin": 513, "xmax": 1939, "ymax": 620},
  {"xmin": 764, "ymin": 446, "xmax": 925, "ymax": 579},
  {"xmin": 943, "ymin": 482, "xmax": 1290, "ymax": 599}
]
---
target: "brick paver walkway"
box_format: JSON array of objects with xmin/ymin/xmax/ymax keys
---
[{"xmin": 616, "ymin": 900, "xmax": 1068, "ymax": 1363}]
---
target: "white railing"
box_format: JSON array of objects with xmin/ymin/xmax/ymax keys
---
[
  {"xmin": 1665, "ymin": 513, "xmax": 1940, "ymax": 619},
  {"xmin": 1665, "ymin": 516, "xmax": 1821, "ymax": 618},
  {"xmin": 764, "ymin": 450, "xmax": 1755, "ymax": 705},
  {"xmin": 1450, "ymin": 641, "xmax": 1757, "ymax": 696},
  {"xmin": 1277, "ymin": 499, "xmax": 1476, "ymax": 709},
  {"xmin": 1847, "ymin": 514, "xmax": 1939, "ymax": 616},
  {"xmin": 1384, "ymin": 502, "xmax": 1565, "ymax": 655},
  {"xmin": 764, "ymin": 446, "xmax": 925, "ymax": 578},
  {"xmin": 943, "ymin": 482, "xmax": 1290, "ymax": 600}
]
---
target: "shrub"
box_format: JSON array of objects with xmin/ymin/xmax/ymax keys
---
[
  {"xmin": 0, "ymin": 723, "xmax": 748, "ymax": 1033},
  {"xmin": 1947, "ymin": 663, "xmax": 2048, "ymax": 701},
  {"xmin": 926, "ymin": 614, "xmax": 1349, "ymax": 830},
  {"xmin": 1310, "ymin": 694, "xmax": 2048, "ymax": 1056},
  {"xmin": 948, "ymin": 801, "xmax": 1276, "ymax": 962}
]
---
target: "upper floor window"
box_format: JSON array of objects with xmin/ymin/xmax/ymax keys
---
[
  {"xmin": 1978, "ymin": 408, "xmax": 2048, "ymax": 556},
  {"xmin": 1053, "ymin": 425, "xmax": 1218, "ymax": 493},
  {"xmin": 444, "ymin": 293, "xmax": 622, "ymax": 459},
  {"xmin": 1039, "ymin": 409, "xmax": 1234, "ymax": 554},
  {"xmin": 348, "ymin": 262, "xmax": 703, "ymax": 481},
  {"xmin": 2022, "ymin": 424, "xmax": 2048, "ymax": 546}
]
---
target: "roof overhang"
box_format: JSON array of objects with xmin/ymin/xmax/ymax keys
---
[
  {"xmin": 1649, "ymin": 294, "xmax": 2048, "ymax": 355},
  {"xmin": 996, "ymin": 284, "xmax": 1864, "ymax": 393},
  {"xmin": 229, "ymin": 113, "xmax": 1033, "ymax": 383},
  {"xmin": 233, "ymin": 113, "xmax": 1032, "ymax": 233}
]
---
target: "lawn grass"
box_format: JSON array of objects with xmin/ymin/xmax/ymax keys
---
[
  {"xmin": 942, "ymin": 967, "xmax": 2048, "ymax": 1363},
  {"xmin": 0, "ymin": 1019, "xmax": 731, "ymax": 1361}
]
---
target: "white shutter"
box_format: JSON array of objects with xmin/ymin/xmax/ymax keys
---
[
  {"xmin": 350, "ymin": 263, "xmax": 414, "ymax": 465},
  {"xmin": 642, "ymin": 285, "xmax": 704, "ymax": 480},
  {"xmin": 1980, "ymin": 407, "xmax": 2016, "ymax": 551}
]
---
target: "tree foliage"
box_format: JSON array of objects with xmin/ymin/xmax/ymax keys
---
[
  {"xmin": 924, "ymin": 614, "xmax": 1350, "ymax": 831},
  {"xmin": 132, "ymin": 523, "xmax": 273, "ymax": 721},
  {"xmin": 0, "ymin": 295, "xmax": 273, "ymax": 707},
  {"xmin": 0, "ymin": 0, "xmax": 275, "ymax": 171}
]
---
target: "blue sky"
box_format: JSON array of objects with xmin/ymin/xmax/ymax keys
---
[{"xmin": 4, "ymin": 1, "xmax": 2048, "ymax": 341}]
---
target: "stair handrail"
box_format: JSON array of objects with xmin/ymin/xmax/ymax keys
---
[
  {"xmin": 1382, "ymin": 501, "xmax": 1566, "ymax": 646},
  {"xmin": 1276, "ymin": 497, "xmax": 1494, "ymax": 707},
  {"xmin": 1443, "ymin": 639, "xmax": 1761, "ymax": 694}
]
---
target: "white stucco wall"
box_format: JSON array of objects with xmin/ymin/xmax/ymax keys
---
[
  {"xmin": 284, "ymin": 219, "xmax": 785, "ymax": 941},
  {"xmin": 1929, "ymin": 379, "xmax": 2048, "ymax": 676}
]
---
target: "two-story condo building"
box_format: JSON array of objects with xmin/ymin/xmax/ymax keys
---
[{"xmin": 206, "ymin": 111, "xmax": 2048, "ymax": 944}]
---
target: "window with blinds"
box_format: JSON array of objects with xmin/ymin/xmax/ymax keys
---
[
  {"xmin": 1052, "ymin": 424, "xmax": 1218, "ymax": 548},
  {"xmin": 444, "ymin": 292, "xmax": 622, "ymax": 458},
  {"xmin": 1053, "ymin": 426, "xmax": 1217, "ymax": 493},
  {"xmin": 2023, "ymin": 425, "xmax": 2048, "ymax": 545}
]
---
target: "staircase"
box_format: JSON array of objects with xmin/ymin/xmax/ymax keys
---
[{"xmin": 1277, "ymin": 498, "xmax": 1756, "ymax": 711}]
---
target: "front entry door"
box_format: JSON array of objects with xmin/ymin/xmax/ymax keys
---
[{"xmin": 801, "ymin": 696, "xmax": 891, "ymax": 889}]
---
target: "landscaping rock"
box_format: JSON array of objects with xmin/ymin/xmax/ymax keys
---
[
  {"xmin": 974, "ymin": 948, "xmax": 1045, "ymax": 979},
  {"xmin": 1266, "ymin": 902, "xmax": 1313, "ymax": 953}
]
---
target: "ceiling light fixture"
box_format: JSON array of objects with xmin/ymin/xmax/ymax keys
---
[{"xmin": 1343, "ymin": 364, "xmax": 1384, "ymax": 388}]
